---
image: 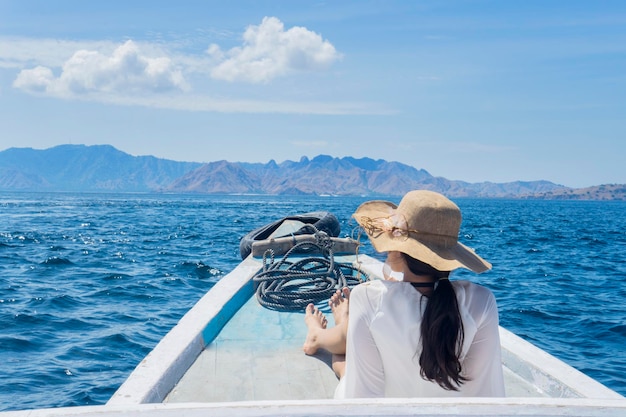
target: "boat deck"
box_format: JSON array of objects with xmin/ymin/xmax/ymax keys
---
[
  {"xmin": 110, "ymin": 254, "xmax": 623, "ymax": 406},
  {"xmin": 165, "ymin": 262, "xmax": 544, "ymax": 403},
  {"xmin": 164, "ymin": 295, "xmax": 339, "ymax": 402}
]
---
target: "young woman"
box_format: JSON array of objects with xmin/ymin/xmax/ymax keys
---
[{"xmin": 303, "ymin": 190, "xmax": 505, "ymax": 398}]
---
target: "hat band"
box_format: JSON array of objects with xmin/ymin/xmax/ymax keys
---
[{"xmin": 359, "ymin": 215, "xmax": 457, "ymax": 248}]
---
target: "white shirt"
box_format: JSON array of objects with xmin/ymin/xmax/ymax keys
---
[{"xmin": 335, "ymin": 279, "xmax": 505, "ymax": 398}]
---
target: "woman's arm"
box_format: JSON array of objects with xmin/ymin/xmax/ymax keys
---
[
  {"xmin": 459, "ymin": 286, "xmax": 505, "ymax": 396},
  {"xmin": 341, "ymin": 283, "xmax": 386, "ymax": 398}
]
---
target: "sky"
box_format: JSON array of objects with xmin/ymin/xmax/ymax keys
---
[{"xmin": 0, "ymin": 1, "xmax": 625, "ymax": 188}]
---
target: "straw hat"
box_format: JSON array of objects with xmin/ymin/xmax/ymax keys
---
[{"xmin": 353, "ymin": 190, "xmax": 491, "ymax": 273}]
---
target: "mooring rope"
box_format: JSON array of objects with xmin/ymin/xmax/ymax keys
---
[{"xmin": 252, "ymin": 231, "xmax": 368, "ymax": 311}]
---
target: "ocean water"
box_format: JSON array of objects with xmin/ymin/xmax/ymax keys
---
[{"xmin": 0, "ymin": 192, "xmax": 624, "ymax": 411}]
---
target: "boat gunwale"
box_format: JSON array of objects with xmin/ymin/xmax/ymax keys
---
[
  {"xmin": 8, "ymin": 397, "xmax": 626, "ymax": 417},
  {"xmin": 108, "ymin": 256, "xmax": 261, "ymax": 405}
]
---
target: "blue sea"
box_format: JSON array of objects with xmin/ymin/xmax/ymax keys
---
[{"xmin": 0, "ymin": 192, "xmax": 625, "ymax": 411}]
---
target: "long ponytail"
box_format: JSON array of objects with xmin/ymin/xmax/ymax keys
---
[{"xmin": 402, "ymin": 253, "xmax": 467, "ymax": 391}]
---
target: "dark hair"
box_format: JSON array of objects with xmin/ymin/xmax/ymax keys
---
[{"xmin": 401, "ymin": 253, "xmax": 467, "ymax": 391}]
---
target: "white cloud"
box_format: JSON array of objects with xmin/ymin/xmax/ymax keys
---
[
  {"xmin": 13, "ymin": 40, "xmax": 188, "ymax": 96},
  {"xmin": 206, "ymin": 43, "xmax": 224, "ymax": 62},
  {"xmin": 0, "ymin": 38, "xmax": 115, "ymax": 69},
  {"xmin": 210, "ymin": 17, "xmax": 342, "ymax": 83},
  {"xmin": 12, "ymin": 65, "xmax": 55, "ymax": 92},
  {"xmin": 4, "ymin": 18, "xmax": 357, "ymax": 113}
]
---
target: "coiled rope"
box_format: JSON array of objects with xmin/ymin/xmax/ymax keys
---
[{"xmin": 252, "ymin": 231, "xmax": 368, "ymax": 311}]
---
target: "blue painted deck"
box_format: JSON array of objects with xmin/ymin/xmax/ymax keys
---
[
  {"xmin": 165, "ymin": 289, "xmax": 339, "ymax": 402},
  {"xmin": 109, "ymin": 253, "xmax": 622, "ymax": 405}
]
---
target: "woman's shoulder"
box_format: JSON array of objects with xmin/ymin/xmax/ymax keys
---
[
  {"xmin": 352, "ymin": 279, "xmax": 387, "ymax": 297},
  {"xmin": 348, "ymin": 280, "xmax": 388, "ymax": 315},
  {"xmin": 453, "ymin": 280, "xmax": 498, "ymax": 313},
  {"xmin": 453, "ymin": 280, "xmax": 495, "ymax": 297},
  {"xmin": 351, "ymin": 279, "xmax": 403, "ymax": 305},
  {"xmin": 352, "ymin": 280, "xmax": 421, "ymax": 307}
]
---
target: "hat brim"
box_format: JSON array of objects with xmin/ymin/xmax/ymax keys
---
[{"xmin": 353, "ymin": 200, "xmax": 491, "ymax": 273}]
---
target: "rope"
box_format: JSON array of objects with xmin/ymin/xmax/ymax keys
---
[{"xmin": 252, "ymin": 231, "xmax": 368, "ymax": 311}]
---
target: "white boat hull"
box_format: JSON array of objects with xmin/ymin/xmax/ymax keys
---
[
  {"xmin": 3, "ymin": 253, "xmax": 625, "ymax": 416},
  {"xmin": 107, "ymin": 254, "xmax": 623, "ymax": 405}
]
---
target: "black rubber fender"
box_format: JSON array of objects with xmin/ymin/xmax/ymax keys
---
[{"xmin": 239, "ymin": 211, "xmax": 340, "ymax": 259}]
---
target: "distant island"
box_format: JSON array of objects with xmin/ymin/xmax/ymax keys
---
[{"xmin": 0, "ymin": 144, "xmax": 624, "ymax": 200}]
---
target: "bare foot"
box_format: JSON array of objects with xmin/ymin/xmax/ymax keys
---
[
  {"xmin": 303, "ymin": 303, "xmax": 327, "ymax": 355},
  {"xmin": 329, "ymin": 287, "xmax": 350, "ymax": 326}
]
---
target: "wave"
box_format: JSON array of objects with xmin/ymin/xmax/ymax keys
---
[{"xmin": 41, "ymin": 257, "xmax": 73, "ymax": 266}]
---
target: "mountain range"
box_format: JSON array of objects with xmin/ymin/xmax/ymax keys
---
[{"xmin": 0, "ymin": 144, "xmax": 623, "ymax": 200}]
